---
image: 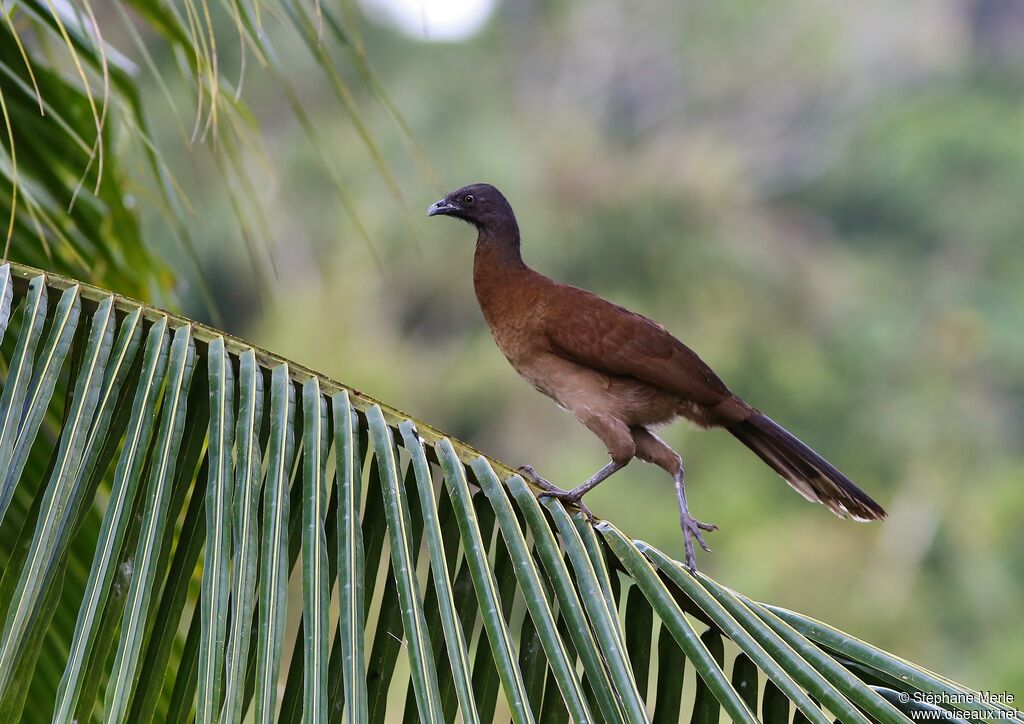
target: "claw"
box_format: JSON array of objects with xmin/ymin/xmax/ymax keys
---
[
  {"xmin": 680, "ymin": 513, "xmax": 718, "ymax": 574},
  {"xmin": 519, "ymin": 466, "xmax": 567, "ymax": 495},
  {"xmin": 538, "ymin": 488, "xmax": 597, "ymax": 524},
  {"xmin": 519, "ymin": 465, "xmax": 597, "ymax": 523},
  {"xmin": 568, "ymin": 498, "xmax": 597, "ymax": 524}
]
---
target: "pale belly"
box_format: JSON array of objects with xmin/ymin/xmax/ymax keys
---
[{"xmin": 513, "ymin": 353, "xmax": 686, "ymax": 429}]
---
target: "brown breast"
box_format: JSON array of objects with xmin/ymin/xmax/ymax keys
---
[{"xmin": 473, "ymin": 251, "xmax": 552, "ymax": 367}]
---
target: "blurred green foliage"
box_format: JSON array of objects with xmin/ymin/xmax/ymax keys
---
[
  {"xmin": 0, "ymin": 11, "xmax": 160, "ymax": 298},
  {"xmin": 127, "ymin": 0, "xmax": 1024, "ymax": 696}
]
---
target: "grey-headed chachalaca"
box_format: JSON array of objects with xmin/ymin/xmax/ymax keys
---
[{"xmin": 428, "ymin": 183, "xmax": 885, "ymax": 572}]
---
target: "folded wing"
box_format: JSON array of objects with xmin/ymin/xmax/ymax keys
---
[{"xmin": 541, "ymin": 284, "xmax": 733, "ymax": 408}]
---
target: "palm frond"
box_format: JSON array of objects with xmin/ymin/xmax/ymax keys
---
[
  {"xmin": 0, "ymin": 0, "xmax": 436, "ymax": 304},
  {"xmin": 0, "ymin": 260, "xmax": 1017, "ymax": 724}
]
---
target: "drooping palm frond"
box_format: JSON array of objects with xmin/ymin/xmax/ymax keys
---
[
  {"xmin": 0, "ymin": 0, "xmax": 434, "ymax": 305},
  {"xmin": 0, "ymin": 261, "xmax": 1017, "ymax": 724}
]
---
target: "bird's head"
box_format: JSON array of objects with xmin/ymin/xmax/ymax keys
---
[{"xmin": 427, "ymin": 183, "xmax": 516, "ymax": 233}]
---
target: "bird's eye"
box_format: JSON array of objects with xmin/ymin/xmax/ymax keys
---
[{"xmin": 463, "ymin": 194, "xmax": 475, "ymax": 205}]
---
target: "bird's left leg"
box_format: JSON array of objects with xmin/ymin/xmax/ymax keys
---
[
  {"xmin": 633, "ymin": 427, "xmax": 717, "ymax": 574},
  {"xmin": 519, "ymin": 461, "xmax": 624, "ymax": 522},
  {"xmin": 519, "ymin": 416, "xmax": 635, "ymax": 522}
]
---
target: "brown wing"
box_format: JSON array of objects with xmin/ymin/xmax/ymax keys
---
[{"xmin": 542, "ymin": 284, "xmax": 733, "ymax": 407}]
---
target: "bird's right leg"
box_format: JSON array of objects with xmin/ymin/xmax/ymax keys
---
[
  {"xmin": 519, "ymin": 416, "xmax": 635, "ymax": 522},
  {"xmin": 633, "ymin": 427, "xmax": 717, "ymax": 574}
]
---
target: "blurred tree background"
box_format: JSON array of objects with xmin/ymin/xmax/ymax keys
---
[{"xmin": 8, "ymin": 0, "xmax": 1024, "ymax": 699}]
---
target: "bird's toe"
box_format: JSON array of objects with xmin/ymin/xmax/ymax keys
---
[
  {"xmin": 534, "ymin": 486, "xmax": 597, "ymax": 523},
  {"xmin": 680, "ymin": 514, "xmax": 718, "ymax": 571},
  {"xmin": 518, "ymin": 464, "xmax": 551, "ymax": 487},
  {"xmin": 573, "ymin": 499, "xmax": 597, "ymax": 524},
  {"xmin": 694, "ymin": 530, "xmax": 712, "ymax": 552},
  {"xmin": 684, "ymin": 542, "xmax": 699, "ymax": 575},
  {"xmin": 520, "ymin": 467, "xmax": 568, "ymax": 496}
]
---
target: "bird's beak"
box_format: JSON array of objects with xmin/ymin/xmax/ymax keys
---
[{"xmin": 427, "ymin": 198, "xmax": 459, "ymax": 217}]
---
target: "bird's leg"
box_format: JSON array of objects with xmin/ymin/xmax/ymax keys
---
[
  {"xmin": 629, "ymin": 426, "xmax": 717, "ymax": 573},
  {"xmin": 517, "ymin": 461, "xmax": 625, "ymax": 522},
  {"xmin": 673, "ymin": 469, "xmax": 718, "ymax": 574}
]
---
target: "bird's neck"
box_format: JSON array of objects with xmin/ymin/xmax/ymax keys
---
[
  {"xmin": 473, "ymin": 225, "xmax": 526, "ymax": 282},
  {"xmin": 472, "ymin": 225, "xmax": 533, "ymax": 326}
]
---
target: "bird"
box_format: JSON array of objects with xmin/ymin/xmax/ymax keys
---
[{"xmin": 427, "ymin": 182, "xmax": 886, "ymax": 573}]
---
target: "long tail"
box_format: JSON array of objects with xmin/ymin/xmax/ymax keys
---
[{"xmin": 728, "ymin": 412, "xmax": 886, "ymax": 521}]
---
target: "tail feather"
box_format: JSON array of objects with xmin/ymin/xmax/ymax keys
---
[{"xmin": 728, "ymin": 412, "xmax": 886, "ymax": 521}]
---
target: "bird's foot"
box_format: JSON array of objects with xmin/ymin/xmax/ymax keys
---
[
  {"xmin": 517, "ymin": 465, "xmax": 561, "ymax": 493},
  {"xmin": 517, "ymin": 465, "xmax": 597, "ymax": 523},
  {"xmin": 679, "ymin": 512, "xmax": 718, "ymax": 575}
]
